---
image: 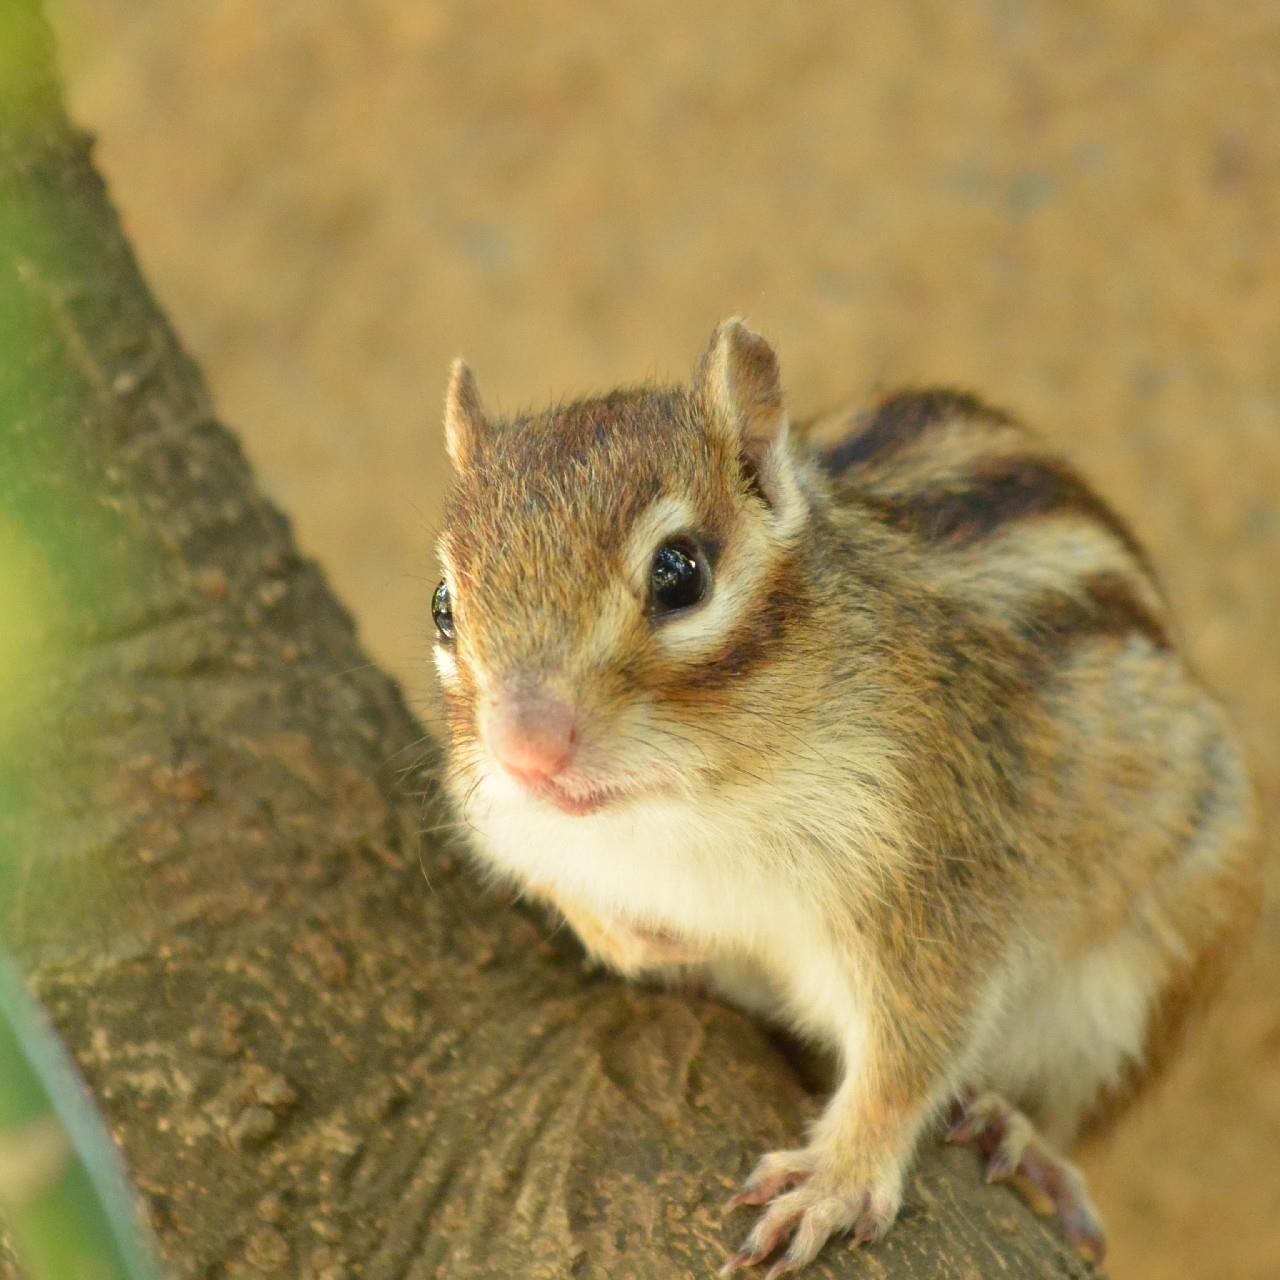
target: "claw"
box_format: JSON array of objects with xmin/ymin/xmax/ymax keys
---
[
  {"xmin": 719, "ymin": 1247, "xmax": 760, "ymax": 1276},
  {"xmin": 984, "ymin": 1144, "xmax": 1018, "ymax": 1183},
  {"xmin": 852, "ymin": 1213, "xmax": 886, "ymax": 1245},
  {"xmin": 727, "ymin": 1201, "xmax": 803, "ymax": 1273},
  {"xmin": 724, "ymin": 1170, "xmax": 809, "ymax": 1213},
  {"xmin": 764, "ymin": 1258, "xmax": 803, "ymax": 1279},
  {"xmin": 946, "ymin": 1114, "xmax": 982, "ymax": 1144}
]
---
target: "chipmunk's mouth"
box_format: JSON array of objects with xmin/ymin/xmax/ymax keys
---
[
  {"xmin": 529, "ymin": 776, "xmax": 633, "ymax": 816},
  {"xmin": 488, "ymin": 756, "xmax": 676, "ymax": 817}
]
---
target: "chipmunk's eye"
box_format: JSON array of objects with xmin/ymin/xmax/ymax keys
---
[
  {"xmin": 432, "ymin": 579, "xmax": 456, "ymax": 642},
  {"xmin": 650, "ymin": 539, "xmax": 708, "ymax": 618}
]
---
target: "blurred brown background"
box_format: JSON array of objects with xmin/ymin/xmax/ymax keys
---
[{"xmin": 47, "ymin": 3, "xmax": 1278, "ymax": 1277}]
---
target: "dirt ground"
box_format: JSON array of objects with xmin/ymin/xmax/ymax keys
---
[{"xmin": 46, "ymin": 3, "xmax": 1279, "ymax": 1277}]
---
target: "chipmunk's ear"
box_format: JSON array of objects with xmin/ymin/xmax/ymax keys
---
[
  {"xmin": 443, "ymin": 358, "xmax": 487, "ymax": 469},
  {"xmin": 696, "ymin": 318, "xmax": 794, "ymax": 508}
]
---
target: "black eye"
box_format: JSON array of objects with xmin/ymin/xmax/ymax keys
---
[
  {"xmin": 650, "ymin": 540, "xmax": 708, "ymax": 618},
  {"xmin": 432, "ymin": 579, "xmax": 456, "ymax": 642}
]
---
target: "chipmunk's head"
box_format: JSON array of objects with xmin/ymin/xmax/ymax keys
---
[{"xmin": 433, "ymin": 320, "xmax": 811, "ymax": 818}]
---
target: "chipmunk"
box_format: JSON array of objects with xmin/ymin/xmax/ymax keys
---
[{"xmin": 430, "ymin": 320, "xmax": 1261, "ymax": 1276}]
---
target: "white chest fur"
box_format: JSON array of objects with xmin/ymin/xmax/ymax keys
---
[
  {"xmin": 470, "ymin": 773, "xmax": 786, "ymax": 941},
  {"xmin": 465, "ymin": 771, "xmax": 871, "ymax": 1057}
]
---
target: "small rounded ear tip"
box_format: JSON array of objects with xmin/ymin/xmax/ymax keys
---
[
  {"xmin": 444, "ymin": 356, "xmax": 485, "ymax": 468},
  {"xmin": 715, "ymin": 315, "xmax": 752, "ymax": 345},
  {"xmin": 712, "ymin": 317, "xmax": 777, "ymax": 366},
  {"xmin": 446, "ymin": 357, "xmax": 483, "ymax": 407},
  {"xmin": 447, "ymin": 356, "xmax": 474, "ymax": 393}
]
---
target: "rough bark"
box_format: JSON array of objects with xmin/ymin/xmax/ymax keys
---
[{"xmin": 0, "ymin": 8, "xmax": 1093, "ymax": 1278}]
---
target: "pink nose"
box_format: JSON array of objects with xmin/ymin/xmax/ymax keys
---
[{"xmin": 482, "ymin": 696, "xmax": 578, "ymax": 784}]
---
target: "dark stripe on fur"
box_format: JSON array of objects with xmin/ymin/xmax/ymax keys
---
[
  {"xmin": 922, "ymin": 574, "xmax": 1168, "ymax": 814},
  {"xmin": 1019, "ymin": 572, "xmax": 1169, "ymax": 665},
  {"xmin": 823, "ymin": 390, "xmax": 1000, "ymax": 477},
  {"xmin": 858, "ymin": 454, "xmax": 1150, "ymax": 566},
  {"xmin": 656, "ymin": 557, "xmax": 810, "ymax": 697}
]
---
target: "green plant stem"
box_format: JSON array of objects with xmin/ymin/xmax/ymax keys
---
[{"xmin": 0, "ymin": 955, "xmax": 162, "ymax": 1280}]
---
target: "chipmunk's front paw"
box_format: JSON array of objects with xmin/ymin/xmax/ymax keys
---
[
  {"xmin": 548, "ymin": 894, "xmax": 704, "ymax": 976},
  {"xmin": 584, "ymin": 921, "xmax": 704, "ymax": 976},
  {"xmin": 722, "ymin": 1148, "xmax": 901, "ymax": 1277}
]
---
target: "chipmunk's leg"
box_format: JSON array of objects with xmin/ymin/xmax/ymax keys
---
[
  {"xmin": 946, "ymin": 1088, "xmax": 1105, "ymax": 1263},
  {"xmin": 720, "ymin": 880, "xmax": 1047, "ymax": 1280},
  {"xmin": 534, "ymin": 888, "xmax": 705, "ymax": 977},
  {"xmin": 722, "ymin": 934, "xmax": 980, "ymax": 1277}
]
